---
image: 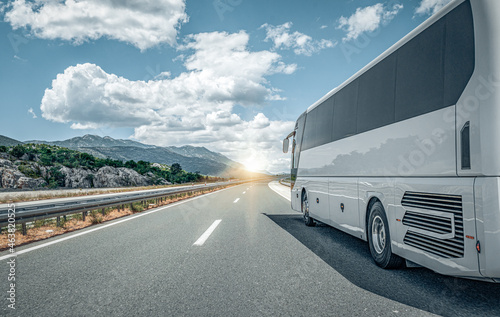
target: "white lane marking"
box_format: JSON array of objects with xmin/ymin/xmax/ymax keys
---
[
  {"xmin": 0, "ymin": 185, "xmax": 240, "ymax": 262},
  {"xmin": 268, "ymin": 181, "xmax": 291, "ymax": 202},
  {"xmin": 243, "ymin": 191, "xmax": 246, "ymax": 194},
  {"xmin": 193, "ymin": 220, "xmax": 222, "ymax": 246},
  {"xmin": 233, "ymin": 198, "xmax": 240, "ymax": 203}
]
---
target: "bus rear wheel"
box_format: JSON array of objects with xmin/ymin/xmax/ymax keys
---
[
  {"xmin": 302, "ymin": 192, "xmax": 315, "ymax": 227},
  {"xmin": 367, "ymin": 201, "xmax": 404, "ymax": 269}
]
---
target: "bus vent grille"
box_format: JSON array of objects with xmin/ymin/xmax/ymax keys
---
[
  {"xmin": 402, "ymin": 211, "xmax": 453, "ymax": 235},
  {"xmin": 401, "ymin": 192, "xmax": 464, "ymax": 258}
]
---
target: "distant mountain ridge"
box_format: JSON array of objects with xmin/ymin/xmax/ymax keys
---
[
  {"xmin": 0, "ymin": 135, "xmax": 23, "ymax": 146},
  {"xmin": 26, "ymin": 134, "xmax": 156, "ymax": 149},
  {"xmin": 77, "ymin": 146, "xmax": 232, "ymax": 176},
  {"xmin": 1, "ymin": 134, "xmax": 251, "ymax": 177}
]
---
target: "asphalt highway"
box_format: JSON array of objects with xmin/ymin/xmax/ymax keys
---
[{"xmin": 1, "ymin": 181, "xmax": 498, "ymax": 316}]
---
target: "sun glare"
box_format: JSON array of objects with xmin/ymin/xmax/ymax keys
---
[{"xmin": 243, "ymin": 158, "xmax": 265, "ymax": 172}]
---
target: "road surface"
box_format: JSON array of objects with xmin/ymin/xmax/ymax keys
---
[{"xmin": 1, "ymin": 181, "xmax": 499, "ymax": 316}]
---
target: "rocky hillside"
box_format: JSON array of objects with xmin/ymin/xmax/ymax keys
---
[
  {"xmin": 0, "ymin": 157, "xmax": 165, "ymax": 190},
  {"xmin": 24, "ymin": 134, "xmax": 244, "ymax": 176},
  {"xmin": 0, "ymin": 144, "xmax": 213, "ymax": 190},
  {"xmin": 1, "ymin": 134, "xmax": 269, "ymax": 179}
]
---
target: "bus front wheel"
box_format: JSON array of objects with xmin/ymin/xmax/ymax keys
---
[
  {"xmin": 302, "ymin": 192, "xmax": 315, "ymax": 227},
  {"xmin": 367, "ymin": 201, "xmax": 404, "ymax": 269}
]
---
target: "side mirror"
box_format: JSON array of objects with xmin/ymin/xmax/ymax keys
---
[{"xmin": 283, "ymin": 138, "xmax": 289, "ymax": 153}]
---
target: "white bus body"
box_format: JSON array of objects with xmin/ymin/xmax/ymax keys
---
[{"xmin": 284, "ymin": 0, "xmax": 500, "ymax": 281}]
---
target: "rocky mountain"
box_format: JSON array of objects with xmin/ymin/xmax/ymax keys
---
[
  {"xmin": 0, "ymin": 155, "xmax": 169, "ymax": 190},
  {"xmin": 76, "ymin": 146, "xmax": 230, "ymax": 176},
  {"xmin": 167, "ymin": 145, "xmax": 242, "ymax": 168},
  {"xmin": 22, "ymin": 134, "xmax": 245, "ymax": 176},
  {"xmin": 1, "ymin": 134, "xmax": 265, "ymax": 178},
  {"xmin": 0, "ymin": 135, "xmax": 23, "ymax": 147},
  {"xmin": 26, "ymin": 134, "xmax": 155, "ymax": 149}
]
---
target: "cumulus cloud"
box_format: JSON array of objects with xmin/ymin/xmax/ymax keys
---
[
  {"xmin": 261, "ymin": 22, "xmax": 336, "ymax": 56},
  {"xmin": 415, "ymin": 0, "xmax": 452, "ymax": 16},
  {"xmin": 28, "ymin": 107, "xmax": 37, "ymax": 118},
  {"xmin": 337, "ymin": 3, "xmax": 403, "ymax": 42},
  {"xmin": 40, "ymin": 31, "xmax": 296, "ymax": 173},
  {"xmin": 3, "ymin": 0, "xmax": 188, "ymax": 50}
]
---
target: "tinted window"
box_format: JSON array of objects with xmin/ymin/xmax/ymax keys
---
[
  {"xmin": 301, "ymin": 106, "xmax": 317, "ymax": 151},
  {"xmin": 315, "ymin": 97, "xmax": 334, "ymax": 147},
  {"xmin": 444, "ymin": 1, "xmax": 475, "ymax": 106},
  {"xmin": 395, "ymin": 19, "xmax": 445, "ymax": 122},
  {"xmin": 293, "ymin": 113, "xmax": 306, "ymax": 168},
  {"xmin": 333, "ymin": 80, "xmax": 358, "ymax": 141},
  {"xmin": 357, "ymin": 54, "xmax": 396, "ymax": 133}
]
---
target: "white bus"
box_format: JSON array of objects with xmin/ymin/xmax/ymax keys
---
[{"xmin": 283, "ymin": 0, "xmax": 500, "ymax": 282}]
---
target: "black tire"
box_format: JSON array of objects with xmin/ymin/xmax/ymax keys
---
[
  {"xmin": 302, "ymin": 191, "xmax": 315, "ymax": 227},
  {"xmin": 367, "ymin": 201, "xmax": 404, "ymax": 269}
]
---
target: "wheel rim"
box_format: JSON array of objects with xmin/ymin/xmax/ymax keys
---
[
  {"xmin": 371, "ymin": 215, "xmax": 386, "ymax": 254},
  {"xmin": 302, "ymin": 195, "xmax": 309, "ymax": 222}
]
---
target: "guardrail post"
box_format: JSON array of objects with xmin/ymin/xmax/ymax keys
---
[
  {"xmin": 101, "ymin": 208, "xmax": 105, "ymax": 216},
  {"xmin": 82, "ymin": 211, "xmax": 86, "ymax": 221},
  {"xmin": 57, "ymin": 216, "xmax": 60, "ymax": 227},
  {"xmin": 22, "ymin": 223, "xmax": 27, "ymax": 236}
]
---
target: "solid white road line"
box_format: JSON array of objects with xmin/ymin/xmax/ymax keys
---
[
  {"xmin": 193, "ymin": 220, "xmax": 222, "ymax": 246},
  {"xmin": 268, "ymin": 181, "xmax": 291, "ymax": 202},
  {"xmin": 233, "ymin": 198, "xmax": 240, "ymax": 203},
  {"xmin": 0, "ymin": 185, "xmax": 239, "ymax": 262}
]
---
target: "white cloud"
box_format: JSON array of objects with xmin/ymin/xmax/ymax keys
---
[
  {"xmin": 27, "ymin": 107, "xmax": 37, "ymax": 118},
  {"xmin": 40, "ymin": 31, "xmax": 297, "ymax": 173},
  {"xmin": 415, "ymin": 0, "xmax": 452, "ymax": 16},
  {"xmin": 320, "ymin": 25, "xmax": 328, "ymax": 30},
  {"xmin": 14, "ymin": 55, "xmax": 27, "ymax": 62},
  {"xmin": 3, "ymin": 0, "xmax": 188, "ymax": 50},
  {"xmin": 261, "ymin": 22, "xmax": 336, "ymax": 56},
  {"xmin": 337, "ymin": 3, "xmax": 403, "ymax": 42}
]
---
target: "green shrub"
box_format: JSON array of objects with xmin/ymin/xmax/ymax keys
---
[
  {"xmin": 89, "ymin": 210, "xmax": 103, "ymax": 224},
  {"xmin": 72, "ymin": 213, "xmax": 83, "ymax": 221},
  {"xmin": 18, "ymin": 164, "xmax": 42, "ymax": 178},
  {"xmin": 130, "ymin": 202, "xmax": 144, "ymax": 213}
]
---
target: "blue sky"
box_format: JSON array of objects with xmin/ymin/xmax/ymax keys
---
[{"xmin": 0, "ymin": 0, "xmax": 451, "ymax": 173}]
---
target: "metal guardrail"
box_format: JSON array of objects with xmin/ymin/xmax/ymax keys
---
[
  {"xmin": 0, "ymin": 181, "xmax": 247, "ymax": 228},
  {"xmin": 279, "ymin": 178, "xmax": 291, "ymax": 187}
]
